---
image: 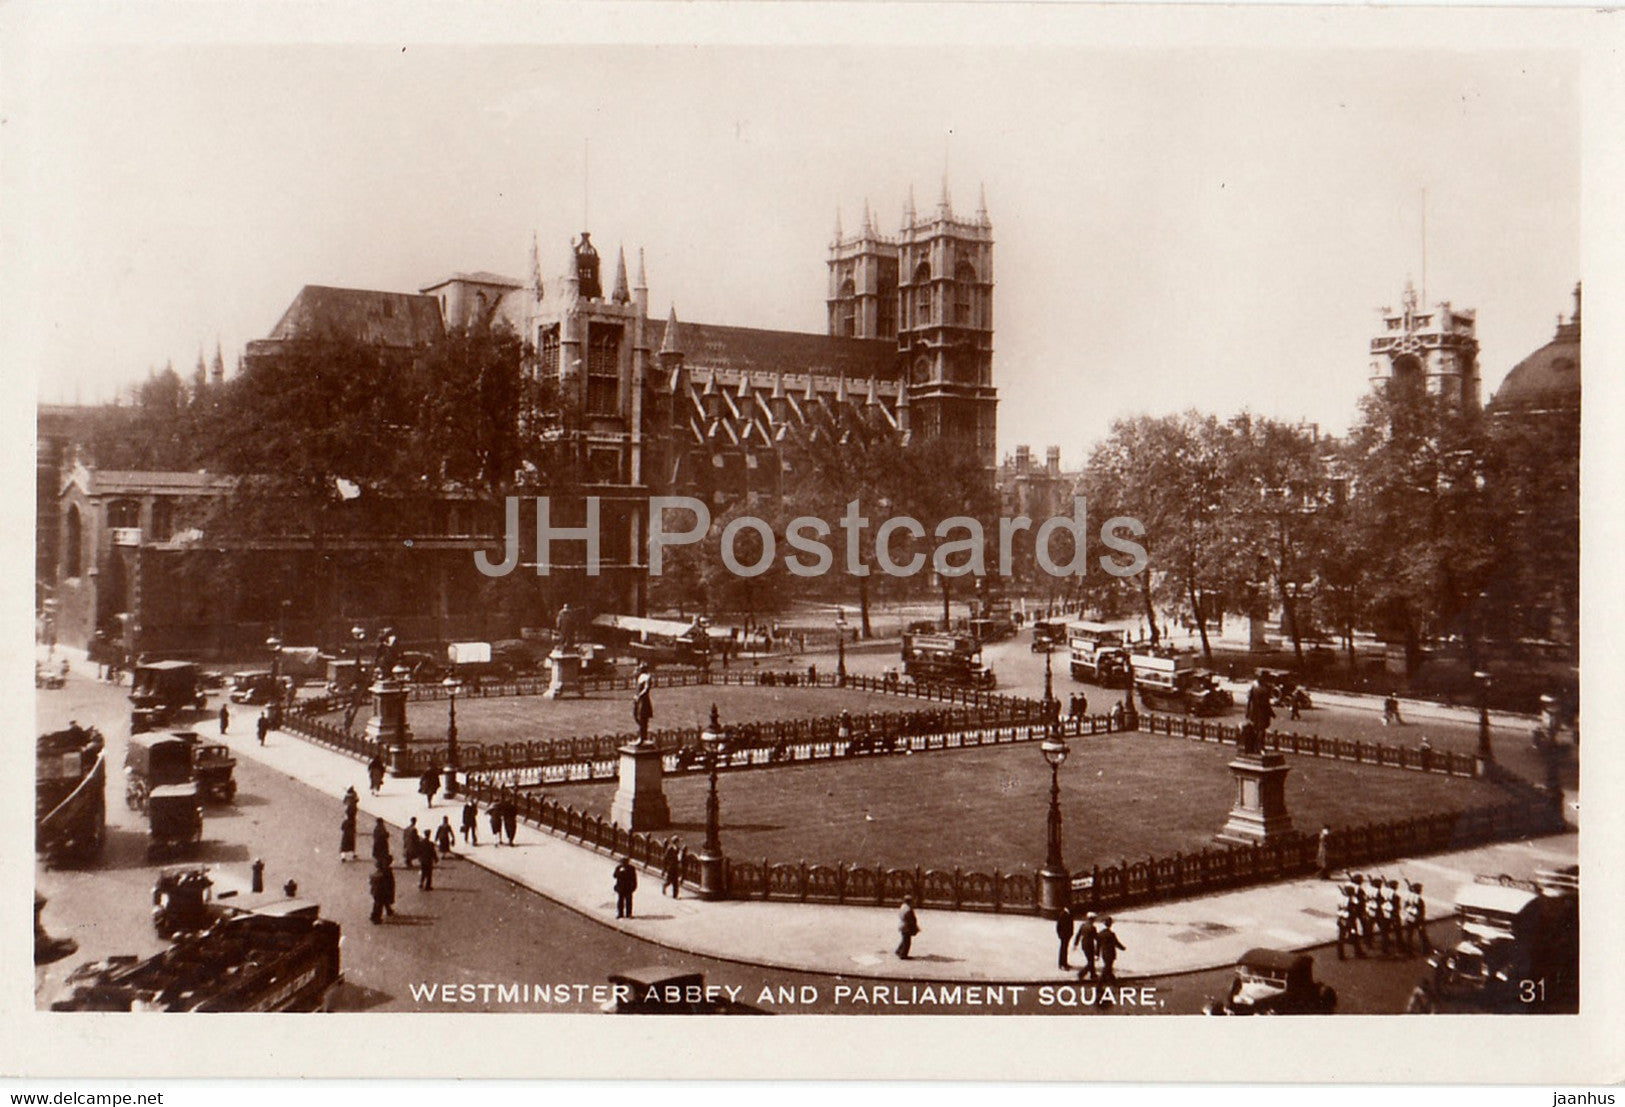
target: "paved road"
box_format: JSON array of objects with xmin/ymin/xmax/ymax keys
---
[{"xmin": 33, "ymin": 659, "xmax": 1557, "ymax": 1018}]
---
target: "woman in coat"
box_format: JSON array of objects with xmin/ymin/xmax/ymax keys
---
[{"xmin": 339, "ymin": 814, "xmax": 358, "ymax": 862}]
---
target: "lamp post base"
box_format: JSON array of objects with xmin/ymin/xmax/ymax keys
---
[
  {"xmin": 1039, "ymin": 867, "xmax": 1072, "ymax": 918},
  {"xmin": 696, "ymin": 852, "xmax": 726, "ymax": 900}
]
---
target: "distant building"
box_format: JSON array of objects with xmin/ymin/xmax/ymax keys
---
[
  {"xmin": 46, "ymin": 182, "xmax": 1002, "ymax": 651},
  {"xmin": 1368, "ymin": 278, "xmax": 1481, "ymax": 410},
  {"xmin": 1490, "ymin": 283, "xmax": 1580, "ymax": 417}
]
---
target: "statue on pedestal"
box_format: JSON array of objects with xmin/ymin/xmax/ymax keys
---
[
  {"xmin": 1243, "ymin": 676, "xmax": 1275, "ymax": 756},
  {"xmin": 555, "ymin": 604, "xmax": 579, "ymax": 650},
  {"xmin": 632, "ymin": 664, "xmax": 654, "ymax": 746}
]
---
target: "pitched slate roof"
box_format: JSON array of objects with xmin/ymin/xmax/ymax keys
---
[
  {"xmin": 265, "ymin": 285, "xmax": 445, "ymax": 349},
  {"xmin": 647, "ymin": 318, "xmax": 899, "ymax": 382}
]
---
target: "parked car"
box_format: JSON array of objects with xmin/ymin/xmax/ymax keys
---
[
  {"xmin": 1206, "ymin": 948, "xmax": 1337, "ymax": 1015},
  {"xmin": 600, "ymin": 966, "xmax": 766, "ymax": 1015}
]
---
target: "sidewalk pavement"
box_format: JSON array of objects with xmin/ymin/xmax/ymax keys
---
[{"xmin": 209, "ymin": 711, "xmax": 1576, "ymax": 984}]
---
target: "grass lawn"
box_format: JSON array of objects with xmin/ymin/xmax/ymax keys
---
[
  {"xmin": 402, "ymin": 684, "xmax": 910, "ymax": 746},
  {"xmin": 555, "ymin": 734, "xmax": 1512, "ymax": 873}
]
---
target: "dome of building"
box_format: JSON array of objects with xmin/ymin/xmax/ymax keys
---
[{"xmin": 1491, "ymin": 284, "xmax": 1580, "ymax": 413}]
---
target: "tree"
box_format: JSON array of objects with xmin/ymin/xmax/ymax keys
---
[
  {"xmin": 781, "ymin": 400, "xmax": 906, "ymax": 637},
  {"xmin": 1083, "ymin": 412, "xmax": 1236, "ymax": 659},
  {"xmin": 892, "ymin": 435, "xmax": 1000, "ymax": 628},
  {"xmin": 1224, "ymin": 415, "xmax": 1335, "ymax": 667},
  {"xmin": 1341, "ymin": 386, "xmax": 1496, "ymax": 674}
]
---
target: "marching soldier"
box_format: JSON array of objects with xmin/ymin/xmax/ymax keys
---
[
  {"xmin": 1336, "ymin": 883, "xmax": 1363, "ymax": 959},
  {"xmin": 1350, "ymin": 874, "xmax": 1374, "ymax": 950},
  {"xmin": 1405, "ymin": 881, "xmax": 1432, "ymax": 956},
  {"xmin": 1370, "ymin": 875, "xmax": 1393, "ymax": 954},
  {"xmin": 1385, "ymin": 878, "xmax": 1408, "ymax": 956}
]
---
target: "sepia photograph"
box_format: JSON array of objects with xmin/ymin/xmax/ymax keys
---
[{"xmin": 5, "ymin": 0, "xmax": 1620, "ymax": 1087}]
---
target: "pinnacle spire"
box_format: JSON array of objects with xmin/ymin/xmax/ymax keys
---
[
  {"xmin": 530, "ymin": 231, "xmax": 544, "ymax": 301},
  {"xmin": 660, "ymin": 305, "xmax": 681, "ymax": 355},
  {"xmin": 976, "ymin": 182, "xmax": 989, "ymax": 225},
  {"xmin": 904, "ymin": 184, "xmax": 917, "ymax": 229},
  {"xmin": 862, "ymin": 197, "xmax": 873, "ymax": 236},
  {"xmin": 939, "ymin": 171, "xmax": 952, "ymax": 216},
  {"xmin": 834, "ymin": 206, "xmax": 843, "ymax": 242},
  {"xmin": 612, "ymin": 246, "xmax": 630, "ymax": 304},
  {"xmin": 636, "ymin": 247, "xmax": 647, "ymax": 291}
]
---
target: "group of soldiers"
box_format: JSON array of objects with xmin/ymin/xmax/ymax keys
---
[{"xmin": 1335, "ymin": 873, "xmax": 1431, "ymax": 959}]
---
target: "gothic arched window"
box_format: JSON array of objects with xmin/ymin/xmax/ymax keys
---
[
  {"xmin": 913, "ymin": 262, "xmax": 932, "ymax": 325},
  {"xmin": 64, "ymin": 505, "xmax": 83, "ymax": 578},
  {"xmin": 839, "ymin": 278, "xmax": 857, "ymax": 337},
  {"xmin": 955, "ymin": 262, "xmax": 977, "ymax": 325}
]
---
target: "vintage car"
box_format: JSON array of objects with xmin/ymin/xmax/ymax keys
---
[
  {"xmin": 1406, "ymin": 873, "xmax": 1579, "ymax": 1014},
  {"xmin": 125, "ymin": 732, "xmax": 195, "ymax": 812},
  {"xmin": 600, "ymin": 966, "xmax": 766, "ymax": 1015},
  {"xmin": 171, "ymin": 730, "xmax": 238, "ymax": 803},
  {"xmin": 229, "ymin": 671, "xmax": 285, "ymax": 705},
  {"xmin": 130, "ymin": 660, "xmax": 208, "ymax": 732},
  {"xmin": 145, "ymin": 782, "xmax": 204, "ymax": 857},
  {"xmin": 1030, "ymin": 618, "xmax": 1069, "ymax": 653},
  {"xmin": 1207, "ymin": 948, "xmax": 1337, "ymax": 1015}
]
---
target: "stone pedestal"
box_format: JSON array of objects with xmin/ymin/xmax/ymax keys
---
[
  {"xmin": 1216, "ymin": 752, "xmax": 1295, "ymax": 846},
  {"xmin": 364, "ymin": 677, "xmax": 423, "ymax": 776},
  {"xmin": 545, "ymin": 649, "xmax": 583, "ymax": 699},
  {"xmin": 610, "ymin": 743, "xmax": 670, "ymax": 832}
]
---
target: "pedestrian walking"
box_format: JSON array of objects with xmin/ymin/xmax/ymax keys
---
[
  {"xmin": 1096, "ymin": 917, "xmax": 1126, "ymax": 989},
  {"xmin": 461, "ymin": 800, "xmax": 479, "ymax": 846},
  {"xmin": 256, "ymin": 713, "xmax": 269, "ymax": 746},
  {"xmin": 367, "ymin": 755, "xmax": 386, "ymax": 796},
  {"xmin": 1077, "ymin": 692, "xmax": 1089, "ymax": 718},
  {"xmin": 339, "ymin": 813, "xmax": 358, "ymax": 862},
  {"xmin": 1055, "ymin": 906, "xmax": 1075, "ymax": 970},
  {"xmin": 488, "ymin": 803, "xmax": 504, "ymax": 844},
  {"xmin": 218, "ymin": 703, "xmax": 230, "ymax": 735},
  {"xmin": 434, "ymin": 816, "xmax": 455, "ymax": 857},
  {"xmin": 662, "ymin": 838, "xmax": 686, "ymax": 898},
  {"xmin": 371, "ymin": 818, "xmax": 392, "ymax": 865},
  {"xmin": 418, "ymin": 766, "xmax": 440, "ymax": 808},
  {"xmin": 1384, "ymin": 693, "xmax": 1404, "ymax": 726},
  {"xmin": 418, "ymin": 840, "xmax": 436, "ymax": 890},
  {"xmin": 1315, "ymin": 825, "xmax": 1332, "ymax": 879},
  {"xmin": 402, "ymin": 817, "xmax": 421, "ymax": 869},
  {"xmin": 613, "ymin": 857, "xmax": 638, "ymax": 919},
  {"xmin": 896, "ymin": 896, "xmax": 919, "ymax": 959},
  {"xmin": 343, "ymin": 785, "xmax": 360, "ymax": 823},
  {"xmin": 368, "ymin": 857, "xmax": 396, "ymax": 923},
  {"xmin": 1351, "ymin": 874, "xmax": 1374, "ymax": 948},
  {"xmin": 1073, "ymin": 911, "xmax": 1100, "ymax": 980},
  {"xmin": 501, "ymin": 799, "xmax": 517, "ymax": 845}
]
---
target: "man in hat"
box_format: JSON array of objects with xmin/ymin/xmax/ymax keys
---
[
  {"xmin": 1096, "ymin": 917, "xmax": 1126, "ymax": 987},
  {"xmin": 1385, "ymin": 879, "xmax": 1408, "ymax": 956},
  {"xmin": 896, "ymin": 896, "xmax": 920, "ymax": 959},
  {"xmin": 1055, "ymin": 906, "xmax": 1075, "ymax": 970},
  {"xmin": 1351, "ymin": 874, "xmax": 1375, "ymax": 950},
  {"xmin": 1072, "ymin": 911, "xmax": 1100, "ymax": 980}
]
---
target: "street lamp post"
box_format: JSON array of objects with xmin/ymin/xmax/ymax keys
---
[
  {"xmin": 1038, "ymin": 727, "xmax": 1071, "ymax": 917},
  {"xmin": 696, "ymin": 704, "xmax": 728, "ymax": 899},
  {"xmin": 835, "ymin": 614, "xmax": 848, "ymax": 686},
  {"xmin": 442, "ymin": 676, "xmax": 461, "ymax": 798},
  {"xmin": 1474, "ymin": 670, "xmax": 1494, "ymax": 766},
  {"xmin": 1042, "ymin": 643, "xmax": 1057, "ymax": 726}
]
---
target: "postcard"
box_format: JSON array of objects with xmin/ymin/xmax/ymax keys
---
[{"xmin": 5, "ymin": 0, "xmax": 1621, "ymax": 1086}]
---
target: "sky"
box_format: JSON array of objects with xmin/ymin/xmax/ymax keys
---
[{"xmin": 4, "ymin": 35, "xmax": 1580, "ymax": 465}]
